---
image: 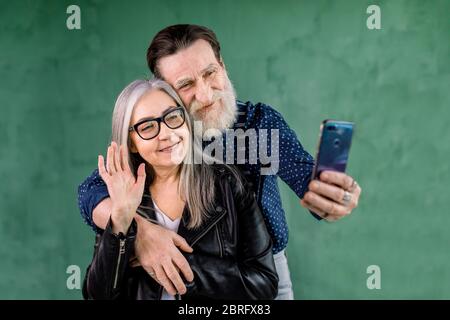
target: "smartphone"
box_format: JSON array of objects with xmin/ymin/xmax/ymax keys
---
[{"xmin": 311, "ymin": 120, "xmax": 354, "ymax": 180}]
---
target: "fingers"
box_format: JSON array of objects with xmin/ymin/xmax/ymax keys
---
[
  {"xmin": 171, "ymin": 234, "xmax": 194, "ymax": 282},
  {"xmin": 152, "ymin": 264, "xmax": 177, "ymax": 296},
  {"xmin": 172, "ymin": 252, "xmax": 194, "ymax": 283},
  {"xmin": 317, "ymin": 172, "xmax": 362, "ymax": 209},
  {"xmin": 98, "ymin": 155, "xmax": 109, "ymax": 181},
  {"xmin": 172, "ymin": 234, "xmax": 193, "ymax": 253},
  {"xmin": 132, "ymin": 163, "xmax": 146, "ymax": 198},
  {"xmin": 308, "ymin": 180, "xmax": 347, "ymax": 205},
  {"xmin": 106, "ymin": 144, "xmax": 116, "ymax": 174},
  {"xmin": 301, "ymin": 199, "xmax": 329, "ymax": 221},
  {"xmin": 352, "ymin": 183, "xmax": 362, "ymax": 206},
  {"xmin": 320, "ymin": 171, "xmax": 354, "ymax": 190},
  {"xmin": 113, "ymin": 142, "xmax": 123, "ymax": 172},
  {"xmin": 147, "ymin": 260, "xmax": 188, "ymax": 296},
  {"xmin": 134, "ymin": 216, "xmax": 195, "ymax": 296},
  {"xmin": 136, "ymin": 163, "xmax": 146, "ymax": 188},
  {"xmin": 120, "ymin": 144, "xmax": 131, "ymax": 174},
  {"xmin": 104, "ymin": 142, "xmax": 129, "ymax": 175},
  {"xmin": 301, "ymin": 198, "xmax": 324, "ymax": 217},
  {"xmin": 303, "ymin": 191, "xmax": 350, "ymax": 217},
  {"xmin": 162, "ymin": 260, "xmax": 187, "ymax": 295},
  {"xmin": 301, "ymin": 199, "xmax": 339, "ymax": 221}
]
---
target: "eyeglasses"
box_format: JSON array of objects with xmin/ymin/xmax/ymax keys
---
[{"xmin": 129, "ymin": 106, "xmax": 186, "ymax": 140}]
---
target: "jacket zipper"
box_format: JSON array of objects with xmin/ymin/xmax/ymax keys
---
[
  {"xmin": 215, "ymin": 225, "xmax": 223, "ymax": 258},
  {"xmin": 113, "ymin": 238, "xmax": 126, "ymax": 290}
]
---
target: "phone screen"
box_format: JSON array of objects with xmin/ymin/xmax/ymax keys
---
[{"xmin": 312, "ymin": 120, "xmax": 354, "ymax": 180}]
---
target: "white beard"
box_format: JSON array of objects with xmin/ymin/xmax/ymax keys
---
[{"xmin": 189, "ymin": 74, "xmax": 237, "ymax": 140}]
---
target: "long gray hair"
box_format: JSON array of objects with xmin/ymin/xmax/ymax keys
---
[{"xmin": 111, "ymin": 78, "xmax": 242, "ymax": 229}]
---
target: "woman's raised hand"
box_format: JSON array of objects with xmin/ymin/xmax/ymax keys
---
[{"xmin": 98, "ymin": 141, "xmax": 146, "ymax": 234}]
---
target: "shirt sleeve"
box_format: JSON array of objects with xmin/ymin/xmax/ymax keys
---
[
  {"xmin": 257, "ymin": 103, "xmax": 314, "ymax": 197},
  {"xmin": 257, "ymin": 104, "xmax": 322, "ymax": 220},
  {"xmin": 77, "ymin": 169, "xmax": 110, "ymax": 232}
]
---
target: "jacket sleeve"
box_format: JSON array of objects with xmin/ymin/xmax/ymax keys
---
[
  {"xmin": 77, "ymin": 169, "xmax": 110, "ymax": 232},
  {"xmin": 184, "ymin": 173, "xmax": 279, "ymax": 300},
  {"xmin": 82, "ymin": 218, "xmax": 137, "ymax": 300}
]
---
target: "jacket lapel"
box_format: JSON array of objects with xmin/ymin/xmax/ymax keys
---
[
  {"xmin": 137, "ymin": 189, "xmax": 227, "ymax": 247},
  {"xmin": 177, "ymin": 205, "xmax": 227, "ymax": 247},
  {"xmin": 136, "ymin": 191, "xmax": 157, "ymax": 222}
]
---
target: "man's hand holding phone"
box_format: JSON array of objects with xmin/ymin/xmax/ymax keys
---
[
  {"xmin": 300, "ymin": 120, "xmax": 362, "ymax": 221},
  {"xmin": 301, "ymin": 170, "xmax": 361, "ymax": 221}
]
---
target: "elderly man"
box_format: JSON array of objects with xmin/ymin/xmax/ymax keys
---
[{"xmin": 78, "ymin": 24, "xmax": 362, "ymax": 300}]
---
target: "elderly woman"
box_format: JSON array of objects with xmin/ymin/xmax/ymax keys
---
[{"xmin": 82, "ymin": 79, "xmax": 278, "ymax": 300}]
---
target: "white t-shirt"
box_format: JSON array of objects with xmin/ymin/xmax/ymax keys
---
[{"xmin": 153, "ymin": 200, "xmax": 181, "ymax": 300}]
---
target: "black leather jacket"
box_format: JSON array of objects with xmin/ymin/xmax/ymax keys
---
[{"xmin": 82, "ymin": 166, "xmax": 278, "ymax": 300}]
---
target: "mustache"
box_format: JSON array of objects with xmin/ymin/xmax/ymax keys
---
[{"xmin": 189, "ymin": 90, "xmax": 224, "ymax": 114}]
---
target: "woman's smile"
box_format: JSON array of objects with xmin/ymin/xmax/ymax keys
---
[{"xmin": 158, "ymin": 140, "xmax": 182, "ymax": 153}]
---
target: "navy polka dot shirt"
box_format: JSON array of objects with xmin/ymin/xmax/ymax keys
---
[{"xmin": 77, "ymin": 101, "xmax": 316, "ymax": 254}]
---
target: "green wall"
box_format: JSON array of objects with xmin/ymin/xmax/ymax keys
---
[{"xmin": 0, "ymin": 0, "xmax": 448, "ymax": 299}]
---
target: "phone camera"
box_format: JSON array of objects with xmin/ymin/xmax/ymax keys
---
[
  {"xmin": 327, "ymin": 125, "xmax": 337, "ymax": 131},
  {"xmin": 333, "ymin": 139, "xmax": 340, "ymax": 147}
]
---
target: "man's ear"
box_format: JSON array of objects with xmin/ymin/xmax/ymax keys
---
[{"xmin": 218, "ymin": 56, "xmax": 225, "ymax": 69}]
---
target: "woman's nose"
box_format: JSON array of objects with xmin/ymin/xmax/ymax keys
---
[{"xmin": 157, "ymin": 122, "xmax": 172, "ymax": 140}]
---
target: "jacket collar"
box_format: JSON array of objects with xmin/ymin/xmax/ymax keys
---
[{"xmin": 136, "ymin": 189, "xmax": 227, "ymax": 247}]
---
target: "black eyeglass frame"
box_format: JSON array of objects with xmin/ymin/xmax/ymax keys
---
[{"xmin": 128, "ymin": 106, "xmax": 186, "ymax": 140}]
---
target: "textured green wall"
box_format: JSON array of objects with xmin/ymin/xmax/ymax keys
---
[{"xmin": 0, "ymin": 0, "xmax": 448, "ymax": 299}]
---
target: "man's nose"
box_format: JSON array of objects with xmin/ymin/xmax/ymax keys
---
[{"xmin": 194, "ymin": 80, "xmax": 213, "ymax": 106}]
